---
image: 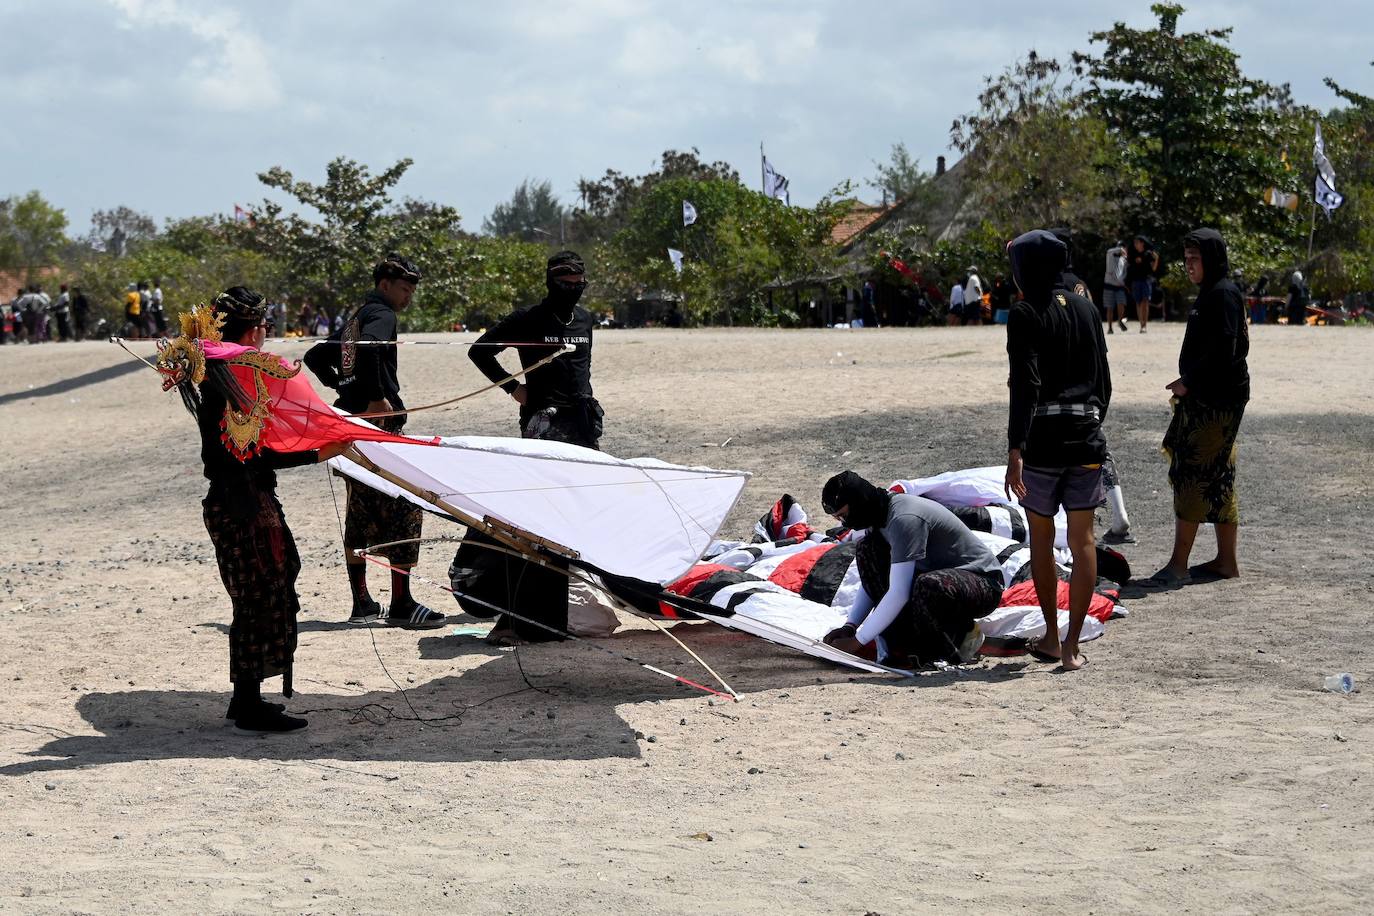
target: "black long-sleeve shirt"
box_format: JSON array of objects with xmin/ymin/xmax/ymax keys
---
[
  {"xmin": 197, "ymin": 383, "xmax": 317, "ymax": 491},
  {"xmin": 1006, "ymin": 289, "xmax": 1112, "ymax": 467},
  {"xmin": 327, "ymin": 291, "xmax": 404, "ymax": 414},
  {"xmin": 469, "ymin": 300, "xmax": 594, "ymax": 423},
  {"xmin": 1179, "ymin": 279, "xmax": 1250, "ymax": 407}
]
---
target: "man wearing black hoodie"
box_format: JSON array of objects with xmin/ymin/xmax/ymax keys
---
[
  {"xmin": 469, "ymin": 251, "xmax": 602, "ymax": 449},
  {"xmin": 1004, "ymin": 230, "xmax": 1112, "ymax": 671},
  {"xmin": 1148, "ymin": 228, "xmax": 1250, "ymax": 586}
]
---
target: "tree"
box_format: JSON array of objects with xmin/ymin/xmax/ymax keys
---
[
  {"xmin": 951, "ymin": 52, "xmax": 1114, "ymax": 236},
  {"xmin": 85, "ymin": 206, "xmax": 158, "ymax": 256},
  {"xmin": 572, "ymin": 148, "xmax": 740, "ymax": 242},
  {"xmin": 1072, "ymin": 3, "xmax": 1307, "ymax": 254},
  {"xmin": 0, "ymin": 191, "xmax": 69, "ymax": 269},
  {"xmin": 482, "ymin": 179, "xmax": 567, "ymax": 242},
  {"xmin": 869, "ymin": 142, "xmax": 941, "ymax": 212}
]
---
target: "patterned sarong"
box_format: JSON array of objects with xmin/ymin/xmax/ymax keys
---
[
  {"xmin": 1162, "ymin": 396, "xmax": 1245, "ymax": 524},
  {"xmin": 344, "ymin": 480, "xmax": 424, "ymax": 566},
  {"xmin": 203, "ymin": 486, "xmax": 301, "ymax": 694}
]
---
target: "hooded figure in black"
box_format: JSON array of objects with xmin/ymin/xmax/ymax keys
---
[
  {"xmin": 1005, "ymin": 230, "xmax": 1112, "ymax": 469},
  {"xmin": 1004, "ymin": 229, "xmax": 1111, "ymax": 673},
  {"xmin": 470, "ymin": 250, "xmax": 602, "ymax": 449},
  {"xmin": 1151, "ymin": 227, "xmax": 1250, "ymax": 586},
  {"xmin": 1175, "ymin": 228, "xmax": 1249, "ymax": 408}
]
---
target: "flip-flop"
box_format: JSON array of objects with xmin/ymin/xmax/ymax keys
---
[
  {"xmin": 1028, "ymin": 646, "xmax": 1062, "ymax": 664},
  {"xmin": 1136, "ymin": 569, "xmax": 1192, "ymax": 589},
  {"xmin": 1187, "ymin": 566, "xmax": 1228, "ymax": 583}
]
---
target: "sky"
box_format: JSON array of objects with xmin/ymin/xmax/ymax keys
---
[{"xmin": 1, "ymin": 0, "xmax": 1369, "ymax": 236}]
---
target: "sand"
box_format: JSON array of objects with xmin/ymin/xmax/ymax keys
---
[{"xmin": 1, "ymin": 324, "xmax": 1370, "ymax": 914}]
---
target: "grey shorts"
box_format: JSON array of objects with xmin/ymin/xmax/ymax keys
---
[
  {"xmin": 1021, "ymin": 464, "xmax": 1106, "ymax": 517},
  {"xmin": 1102, "ymin": 286, "xmax": 1128, "ymax": 310}
]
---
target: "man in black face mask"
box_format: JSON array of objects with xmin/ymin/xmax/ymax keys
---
[
  {"xmin": 469, "ymin": 250, "xmax": 603, "ymax": 449},
  {"xmin": 819, "ymin": 471, "xmax": 1003, "ymax": 668}
]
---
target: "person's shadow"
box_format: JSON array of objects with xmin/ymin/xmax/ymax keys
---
[{"xmin": 1, "ymin": 624, "xmax": 1022, "ymax": 778}]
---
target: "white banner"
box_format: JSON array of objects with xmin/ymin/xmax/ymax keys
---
[
  {"xmin": 682, "ymin": 200, "xmax": 697, "ymax": 227},
  {"xmin": 667, "ymin": 247, "xmax": 684, "ymax": 274}
]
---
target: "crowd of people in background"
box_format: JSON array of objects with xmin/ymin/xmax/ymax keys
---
[{"xmin": 2, "ymin": 283, "xmax": 91, "ymax": 344}]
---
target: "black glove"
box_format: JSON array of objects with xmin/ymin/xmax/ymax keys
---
[{"xmin": 823, "ymin": 623, "xmax": 857, "ymax": 647}]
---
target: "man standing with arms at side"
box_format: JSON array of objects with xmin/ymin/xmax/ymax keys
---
[
  {"xmin": 305, "ymin": 253, "xmax": 445, "ymax": 629},
  {"xmin": 1102, "ymin": 242, "xmax": 1130, "ymax": 334},
  {"xmin": 1004, "ymin": 230, "xmax": 1112, "ymax": 671},
  {"xmin": 469, "ymin": 250, "xmax": 601, "ymax": 449}
]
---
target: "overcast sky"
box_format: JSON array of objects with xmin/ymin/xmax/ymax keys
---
[{"xmin": 2, "ymin": 0, "xmax": 1368, "ymax": 236}]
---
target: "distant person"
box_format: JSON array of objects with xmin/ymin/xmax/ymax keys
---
[
  {"xmin": 820, "ymin": 471, "xmax": 999, "ymax": 668},
  {"xmin": 1103, "ymin": 241, "xmax": 1130, "ymax": 334},
  {"xmin": 52, "ymin": 283, "xmax": 73, "ymax": 341},
  {"xmin": 1286, "ymin": 270, "xmax": 1309, "ymax": 326},
  {"xmin": 1248, "ymin": 276, "xmax": 1269, "ymax": 325},
  {"xmin": 1126, "ymin": 236, "xmax": 1159, "ymax": 332},
  {"xmin": 1147, "ymin": 228, "xmax": 1250, "ymax": 586},
  {"xmin": 148, "ymin": 278, "xmax": 167, "ymax": 335},
  {"xmin": 72, "ymin": 287, "xmax": 91, "ymax": 340},
  {"xmin": 19, "ymin": 284, "xmax": 51, "ymax": 343},
  {"xmin": 861, "ymin": 279, "xmax": 879, "ymax": 328},
  {"xmin": 947, "ymin": 277, "xmax": 965, "ymax": 327},
  {"xmin": 989, "ymin": 273, "xmax": 1013, "ymax": 320},
  {"xmin": 123, "ymin": 283, "xmax": 141, "ymax": 337},
  {"xmin": 1003, "ymin": 230, "xmax": 1111, "ymax": 671},
  {"xmin": 10, "ymin": 288, "xmax": 27, "ymax": 344},
  {"xmin": 137, "ymin": 281, "xmax": 154, "ymax": 337},
  {"xmin": 963, "ymin": 267, "xmax": 984, "ymax": 325}
]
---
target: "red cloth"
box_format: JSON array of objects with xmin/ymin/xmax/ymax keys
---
[
  {"xmin": 767, "ymin": 544, "xmax": 835, "ymax": 593},
  {"xmin": 661, "ymin": 563, "xmax": 737, "ymax": 618},
  {"xmin": 223, "ymin": 353, "xmax": 436, "ymax": 455},
  {"xmin": 998, "ymin": 580, "xmax": 1116, "ymax": 622}
]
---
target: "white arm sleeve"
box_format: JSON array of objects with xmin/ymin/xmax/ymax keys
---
[
  {"xmin": 845, "ymin": 585, "xmax": 874, "ymax": 628},
  {"xmin": 855, "ymin": 561, "xmax": 916, "ymax": 646}
]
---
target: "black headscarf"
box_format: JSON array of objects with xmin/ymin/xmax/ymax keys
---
[
  {"xmin": 211, "ymin": 286, "xmax": 268, "ymax": 341},
  {"xmin": 1183, "ymin": 228, "xmax": 1230, "ymax": 289},
  {"xmin": 821, "ymin": 471, "xmax": 891, "ymax": 531},
  {"xmin": 1007, "ymin": 230, "xmax": 1068, "ymax": 305},
  {"xmin": 546, "ymin": 250, "xmax": 587, "ymax": 322},
  {"xmin": 373, "ymin": 253, "xmax": 422, "ymax": 285}
]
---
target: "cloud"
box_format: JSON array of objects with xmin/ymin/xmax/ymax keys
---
[{"xmin": 106, "ymin": 0, "xmax": 281, "ymax": 111}]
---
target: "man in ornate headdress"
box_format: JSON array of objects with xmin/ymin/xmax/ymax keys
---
[
  {"xmin": 305, "ymin": 253, "xmax": 446, "ymax": 628},
  {"xmin": 159, "ymin": 287, "xmax": 350, "ymax": 731}
]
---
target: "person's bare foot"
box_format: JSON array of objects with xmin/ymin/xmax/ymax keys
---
[
  {"xmin": 1191, "ymin": 558, "xmax": 1240, "ymax": 579},
  {"xmin": 1028, "ymin": 635, "xmax": 1062, "ymax": 663},
  {"xmin": 485, "ymin": 627, "xmax": 528, "ymax": 647},
  {"xmin": 1060, "ymin": 646, "xmax": 1088, "ymax": 671}
]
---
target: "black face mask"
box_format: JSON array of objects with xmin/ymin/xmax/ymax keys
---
[
  {"xmin": 547, "ymin": 278, "xmax": 586, "ymax": 322},
  {"xmin": 821, "ymin": 471, "xmax": 891, "ymax": 531}
]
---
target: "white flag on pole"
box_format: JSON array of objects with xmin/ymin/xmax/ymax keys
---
[
  {"xmin": 682, "ymin": 200, "xmax": 697, "ymax": 227},
  {"xmin": 667, "ymin": 248, "xmax": 684, "ymax": 274},
  {"xmin": 762, "ymin": 156, "xmax": 790, "ymax": 205},
  {"xmin": 1313, "ymin": 123, "xmax": 1344, "ymax": 218}
]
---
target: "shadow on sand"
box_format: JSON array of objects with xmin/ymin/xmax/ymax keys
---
[
  {"xmin": 1, "ymin": 625, "xmax": 1024, "ymax": 777},
  {"xmin": 0, "ymin": 360, "xmax": 144, "ymax": 406}
]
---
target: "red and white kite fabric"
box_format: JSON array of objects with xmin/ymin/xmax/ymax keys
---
[{"xmin": 330, "ymin": 437, "xmax": 750, "ymax": 586}]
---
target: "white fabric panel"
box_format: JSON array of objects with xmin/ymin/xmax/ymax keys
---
[
  {"xmin": 891, "ymin": 466, "xmax": 1010, "ymax": 506},
  {"xmin": 331, "ymin": 436, "xmax": 749, "ymax": 585},
  {"xmin": 977, "ymin": 605, "xmax": 1105, "ymax": 643}
]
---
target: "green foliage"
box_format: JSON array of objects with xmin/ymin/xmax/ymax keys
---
[
  {"xmin": 572, "ymin": 148, "xmax": 739, "ymax": 243},
  {"xmin": 482, "ymin": 179, "xmax": 567, "ymax": 242},
  {"xmin": 0, "ymin": 191, "xmax": 69, "ymax": 270},
  {"xmin": 1072, "ymin": 3, "xmax": 1310, "ymax": 255},
  {"xmin": 85, "ymin": 206, "xmax": 158, "ymax": 256},
  {"xmin": 951, "ymin": 52, "xmax": 1115, "ymax": 235},
  {"xmin": 600, "ymin": 175, "xmax": 850, "ymax": 325},
  {"xmin": 869, "ymin": 143, "xmax": 942, "ymax": 213}
]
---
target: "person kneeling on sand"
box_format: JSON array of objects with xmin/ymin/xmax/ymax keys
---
[
  {"xmin": 1003, "ymin": 229, "xmax": 1112, "ymax": 672},
  {"xmin": 820, "ymin": 471, "xmax": 1002, "ymax": 668}
]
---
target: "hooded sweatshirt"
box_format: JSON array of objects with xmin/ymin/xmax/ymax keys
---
[
  {"xmin": 1006, "ymin": 230, "xmax": 1112, "ymax": 466},
  {"xmin": 1179, "ymin": 228, "xmax": 1249, "ymax": 407}
]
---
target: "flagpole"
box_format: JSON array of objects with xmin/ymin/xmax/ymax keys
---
[
  {"xmin": 760, "ymin": 142, "xmax": 766, "ymax": 194},
  {"xmin": 1307, "ymin": 200, "xmax": 1317, "ymax": 260}
]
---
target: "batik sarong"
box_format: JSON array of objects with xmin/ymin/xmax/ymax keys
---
[{"xmin": 1162, "ymin": 396, "xmax": 1245, "ymax": 524}]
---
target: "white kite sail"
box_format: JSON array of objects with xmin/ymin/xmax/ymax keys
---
[{"xmin": 331, "ymin": 436, "xmax": 750, "ymax": 585}]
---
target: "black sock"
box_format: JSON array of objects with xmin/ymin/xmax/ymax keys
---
[
  {"xmin": 347, "ymin": 563, "xmax": 370, "ymax": 604},
  {"xmin": 232, "ymin": 678, "xmax": 261, "ymax": 710},
  {"xmin": 391, "ymin": 568, "xmax": 413, "ymax": 608}
]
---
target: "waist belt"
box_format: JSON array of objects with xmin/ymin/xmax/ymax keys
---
[{"xmin": 1034, "ymin": 402, "xmax": 1099, "ymax": 420}]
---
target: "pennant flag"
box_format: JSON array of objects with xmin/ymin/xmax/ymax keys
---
[
  {"xmin": 682, "ymin": 200, "xmax": 698, "ymax": 227},
  {"xmin": 233, "ymin": 204, "xmax": 249, "ymax": 223},
  {"xmin": 762, "ymin": 155, "xmax": 790, "ymax": 205},
  {"xmin": 1263, "ymin": 187, "xmax": 1300, "ymax": 212},
  {"xmin": 1313, "ymin": 123, "xmax": 1344, "ymax": 218},
  {"xmin": 667, "ymin": 248, "xmax": 684, "ymax": 275}
]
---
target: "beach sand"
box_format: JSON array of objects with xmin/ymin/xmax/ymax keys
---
[{"xmin": 1, "ymin": 324, "xmax": 1370, "ymax": 914}]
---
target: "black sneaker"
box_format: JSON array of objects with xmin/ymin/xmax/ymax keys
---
[
  {"xmin": 234, "ymin": 708, "xmax": 308, "ymax": 733},
  {"xmin": 348, "ymin": 597, "xmax": 382, "ymax": 625},
  {"xmin": 225, "ymin": 698, "xmax": 286, "ymax": 720},
  {"xmin": 383, "ymin": 602, "xmax": 447, "ymax": 630}
]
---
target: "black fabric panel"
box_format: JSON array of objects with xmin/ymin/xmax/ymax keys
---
[
  {"xmin": 686, "ymin": 569, "xmax": 763, "ymax": 606},
  {"xmin": 799, "ymin": 542, "xmax": 858, "ymax": 606}
]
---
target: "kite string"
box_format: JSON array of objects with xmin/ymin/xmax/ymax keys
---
[
  {"xmin": 358, "ymin": 532, "xmax": 737, "ymax": 699},
  {"xmin": 356, "ymin": 549, "xmax": 733, "ymax": 701}
]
